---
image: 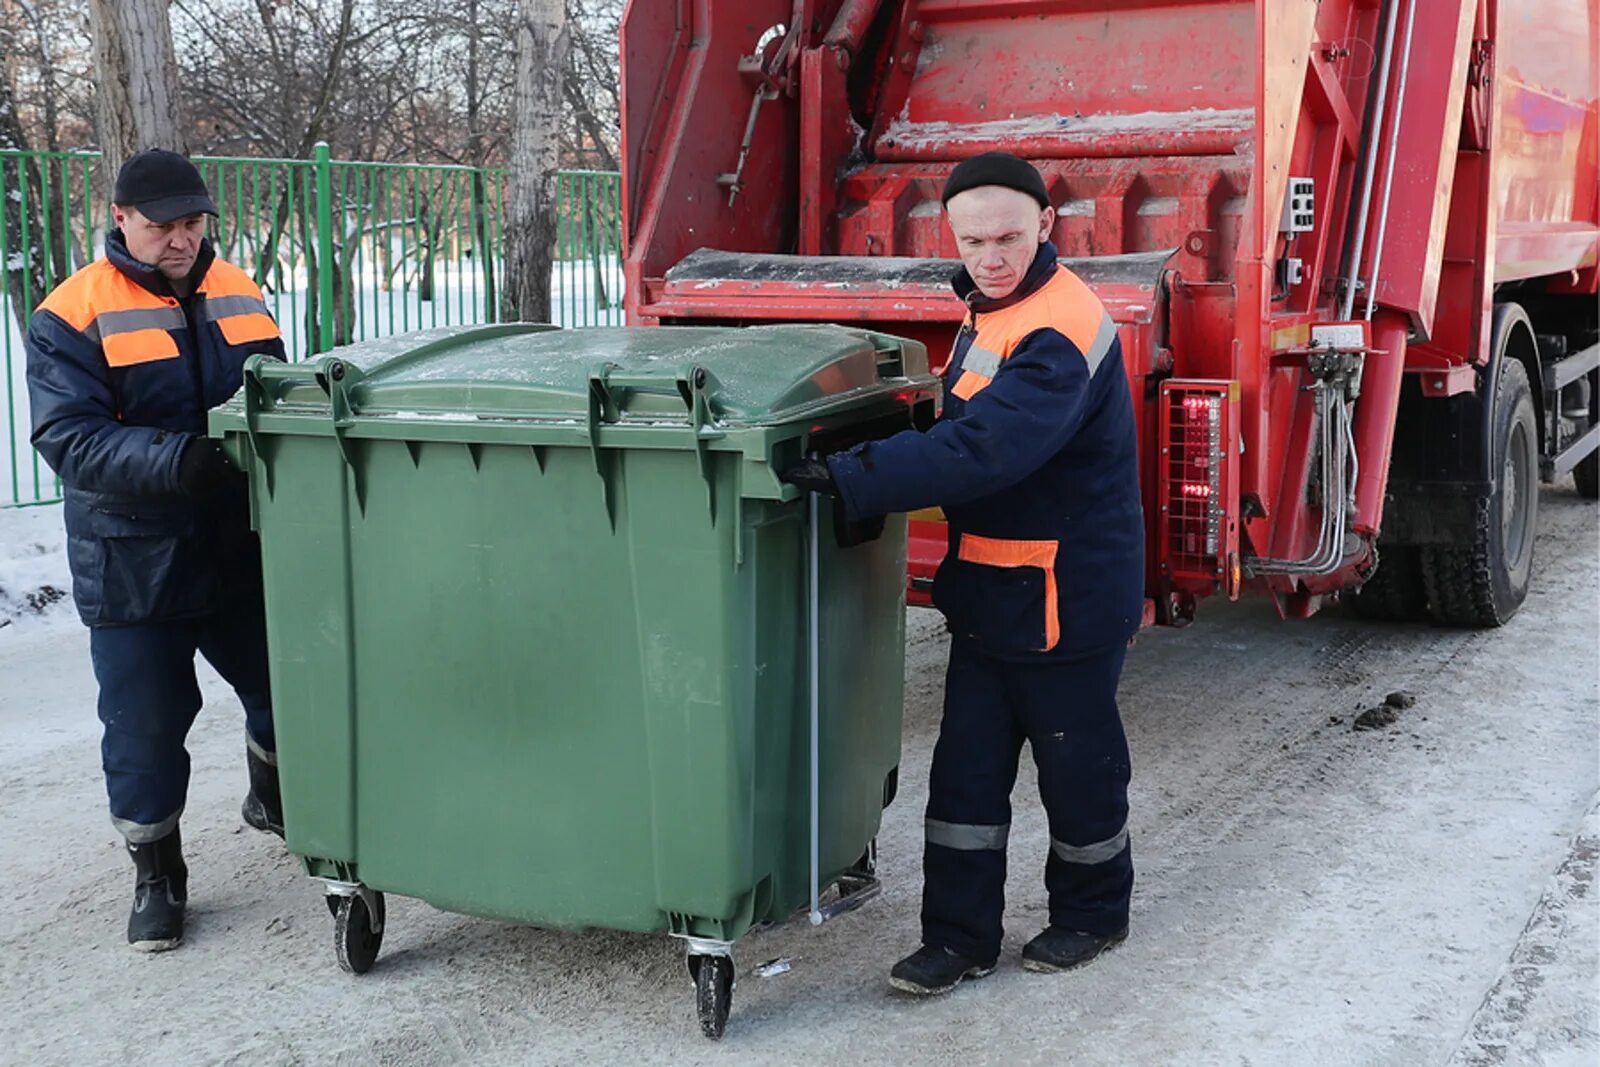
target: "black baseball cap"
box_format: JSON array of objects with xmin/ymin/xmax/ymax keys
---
[
  {"xmin": 112, "ymin": 148, "xmax": 218, "ymax": 223},
  {"xmin": 941, "ymin": 151, "xmax": 1051, "ymax": 209}
]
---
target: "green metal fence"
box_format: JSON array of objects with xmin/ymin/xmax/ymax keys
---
[{"xmin": 1, "ymin": 146, "xmax": 623, "ymax": 507}]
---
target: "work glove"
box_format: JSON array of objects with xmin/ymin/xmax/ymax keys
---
[
  {"xmin": 779, "ymin": 457, "xmax": 840, "ymax": 498},
  {"xmin": 781, "ymin": 456, "xmax": 885, "ymax": 547},
  {"xmin": 177, "ymin": 438, "xmax": 242, "ymax": 497}
]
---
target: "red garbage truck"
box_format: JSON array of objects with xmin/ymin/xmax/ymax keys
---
[{"xmin": 620, "ymin": 0, "xmax": 1599, "ymax": 627}]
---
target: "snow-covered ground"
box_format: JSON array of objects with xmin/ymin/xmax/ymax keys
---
[
  {"xmin": 0, "ymin": 501, "xmax": 72, "ymax": 635},
  {"xmin": 0, "ymin": 488, "xmax": 1595, "ymax": 1065},
  {"xmin": 1, "ymin": 255, "xmax": 624, "ymax": 508}
]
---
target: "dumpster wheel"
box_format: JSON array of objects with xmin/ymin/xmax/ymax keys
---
[
  {"xmin": 689, "ymin": 953, "xmax": 735, "ymax": 1040},
  {"xmin": 334, "ymin": 890, "xmax": 386, "ymax": 975}
]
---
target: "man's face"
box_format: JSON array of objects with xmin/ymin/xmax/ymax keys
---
[
  {"xmin": 112, "ymin": 205, "xmax": 207, "ymax": 281},
  {"xmin": 945, "ymin": 186, "xmax": 1054, "ymax": 300}
]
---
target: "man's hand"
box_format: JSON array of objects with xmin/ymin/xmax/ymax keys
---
[
  {"xmin": 177, "ymin": 438, "xmax": 241, "ymax": 496},
  {"xmin": 779, "ymin": 457, "xmax": 840, "ymax": 498}
]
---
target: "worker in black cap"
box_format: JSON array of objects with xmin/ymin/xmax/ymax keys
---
[
  {"xmin": 782, "ymin": 151, "xmax": 1144, "ymax": 994},
  {"xmin": 25, "ymin": 148, "xmax": 288, "ymax": 952}
]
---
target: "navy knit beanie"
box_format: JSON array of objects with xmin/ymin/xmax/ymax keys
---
[{"xmin": 941, "ymin": 152, "xmax": 1050, "ymax": 208}]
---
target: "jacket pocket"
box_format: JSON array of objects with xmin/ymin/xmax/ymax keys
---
[
  {"xmin": 84, "ymin": 505, "xmax": 209, "ymax": 624},
  {"xmin": 932, "ymin": 534, "xmax": 1060, "ymax": 654}
]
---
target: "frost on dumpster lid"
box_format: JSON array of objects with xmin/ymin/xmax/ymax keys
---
[{"xmin": 233, "ymin": 324, "xmax": 933, "ymax": 425}]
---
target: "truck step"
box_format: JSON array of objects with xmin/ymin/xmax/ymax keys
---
[
  {"xmin": 1542, "ymin": 341, "xmax": 1599, "ymax": 393},
  {"xmin": 1541, "ymin": 422, "xmax": 1600, "ymax": 481}
]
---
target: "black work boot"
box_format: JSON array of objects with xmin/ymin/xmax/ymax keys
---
[
  {"xmin": 241, "ymin": 748, "xmax": 284, "ymax": 838},
  {"xmin": 1021, "ymin": 925, "xmax": 1128, "ymax": 973},
  {"xmin": 888, "ymin": 944, "xmax": 996, "ymax": 996},
  {"xmin": 127, "ymin": 828, "xmax": 187, "ymax": 952}
]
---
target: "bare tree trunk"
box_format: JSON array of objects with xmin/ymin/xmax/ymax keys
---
[
  {"xmin": 465, "ymin": 0, "xmax": 498, "ymax": 319},
  {"xmin": 503, "ymin": 0, "xmax": 569, "ymax": 324},
  {"xmin": 417, "ymin": 187, "xmax": 437, "ymax": 302},
  {"xmin": 88, "ymin": 0, "xmax": 186, "ymax": 184}
]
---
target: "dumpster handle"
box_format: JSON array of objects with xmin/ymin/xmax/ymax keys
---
[
  {"xmin": 808, "ymin": 474, "xmax": 823, "ymax": 927},
  {"xmin": 240, "ymin": 354, "xmax": 279, "ymax": 494},
  {"xmin": 243, "ymin": 355, "xmax": 366, "ymax": 506},
  {"xmin": 242, "ymin": 354, "xmax": 362, "ymax": 430},
  {"xmin": 588, "ymin": 362, "xmax": 721, "ymax": 520},
  {"xmin": 587, "ymin": 362, "xmax": 720, "ymax": 430},
  {"xmin": 241, "ymin": 354, "xmax": 298, "ymax": 455},
  {"xmin": 241, "ymin": 354, "xmax": 364, "ymax": 492},
  {"xmin": 308, "ymin": 359, "xmax": 361, "ymax": 471}
]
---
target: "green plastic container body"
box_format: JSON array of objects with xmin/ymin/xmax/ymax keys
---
[{"xmin": 210, "ymin": 324, "xmax": 939, "ymax": 942}]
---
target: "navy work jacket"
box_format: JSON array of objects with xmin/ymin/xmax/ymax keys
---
[
  {"xmin": 828, "ymin": 241, "xmax": 1145, "ymax": 659},
  {"xmin": 26, "ymin": 232, "xmax": 285, "ymax": 626}
]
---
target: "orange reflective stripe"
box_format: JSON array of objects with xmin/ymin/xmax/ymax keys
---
[
  {"xmin": 958, "ymin": 534, "xmax": 1061, "ymax": 652},
  {"xmin": 1042, "ymin": 270, "xmax": 1105, "ymax": 356},
  {"xmin": 38, "ymin": 260, "xmax": 186, "ymax": 370},
  {"xmin": 1045, "ymin": 573, "xmax": 1060, "ymax": 652},
  {"xmin": 199, "ymin": 261, "xmax": 280, "ymax": 345},
  {"xmin": 216, "ymin": 312, "xmax": 281, "ymax": 346},
  {"xmin": 958, "ymin": 534, "xmax": 1057, "ymax": 569},
  {"xmin": 968, "ymin": 266, "xmax": 1110, "ymax": 375},
  {"xmin": 103, "ymin": 328, "xmax": 180, "ymax": 367},
  {"xmin": 37, "ymin": 260, "xmax": 170, "ymax": 333},
  {"xmin": 37, "ymin": 255, "xmax": 280, "ymax": 368},
  {"xmin": 950, "ymin": 370, "xmax": 991, "ymax": 400},
  {"xmin": 197, "ymin": 260, "xmax": 268, "ymax": 299}
]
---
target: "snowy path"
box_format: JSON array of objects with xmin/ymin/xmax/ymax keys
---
[{"xmin": 0, "ymin": 490, "xmax": 1594, "ymax": 1066}]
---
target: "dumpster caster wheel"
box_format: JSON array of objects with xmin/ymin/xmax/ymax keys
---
[
  {"xmin": 335, "ymin": 891, "xmax": 385, "ymax": 975},
  {"xmin": 690, "ymin": 954, "xmax": 734, "ymax": 1040},
  {"xmin": 325, "ymin": 894, "xmax": 342, "ymax": 917}
]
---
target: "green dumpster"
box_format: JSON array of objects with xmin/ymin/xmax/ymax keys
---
[{"xmin": 210, "ymin": 323, "xmax": 938, "ymax": 1037}]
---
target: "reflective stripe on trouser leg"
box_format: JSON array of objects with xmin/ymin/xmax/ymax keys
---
[
  {"xmin": 1051, "ymin": 824, "xmax": 1129, "ymax": 865},
  {"xmin": 926, "ymin": 818, "xmax": 1010, "ymax": 851},
  {"xmin": 921, "ymin": 638, "xmax": 1026, "ymax": 964},
  {"xmin": 111, "ymin": 809, "xmax": 183, "ymax": 844},
  {"xmin": 90, "ymin": 621, "xmax": 205, "ymax": 844},
  {"xmin": 246, "ymin": 733, "xmax": 276, "ymax": 766},
  {"xmin": 1019, "ymin": 643, "xmax": 1134, "ymax": 935}
]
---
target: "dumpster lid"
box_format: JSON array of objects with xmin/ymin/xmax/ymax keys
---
[{"xmin": 323, "ymin": 324, "xmax": 930, "ymax": 426}]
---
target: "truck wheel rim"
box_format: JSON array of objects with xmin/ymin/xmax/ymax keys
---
[{"xmin": 1502, "ymin": 419, "xmax": 1533, "ymax": 572}]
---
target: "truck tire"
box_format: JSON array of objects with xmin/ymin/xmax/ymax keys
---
[
  {"xmin": 1349, "ymin": 545, "xmax": 1429, "ymax": 621},
  {"xmin": 1420, "ymin": 358, "xmax": 1538, "ymax": 627}
]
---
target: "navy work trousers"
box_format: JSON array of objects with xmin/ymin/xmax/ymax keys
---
[
  {"xmin": 922, "ymin": 637, "xmax": 1133, "ymax": 964},
  {"xmin": 89, "ymin": 605, "xmax": 274, "ymax": 844}
]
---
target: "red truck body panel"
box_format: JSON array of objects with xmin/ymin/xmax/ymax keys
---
[
  {"xmin": 621, "ymin": 0, "xmax": 1600, "ymax": 621},
  {"xmin": 1494, "ymin": 0, "xmax": 1599, "ymax": 284}
]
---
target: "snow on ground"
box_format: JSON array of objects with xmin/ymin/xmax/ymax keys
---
[
  {"xmin": 1451, "ymin": 801, "xmax": 1599, "ymax": 1067},
  {"xmin": 0, "ymin": 501, "xmax": 72, "ymax": 634},
  {"xmin": 0, "ymin": 486, "xmax": 1594, "ymax": 1065}
]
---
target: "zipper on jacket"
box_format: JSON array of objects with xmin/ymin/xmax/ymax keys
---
[{"xmin": 178, "ymin": 293, "xmax": 207, "ymax": 409}]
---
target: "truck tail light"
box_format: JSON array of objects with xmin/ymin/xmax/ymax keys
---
[{"xmin": 1159, "ymin": 381, "xmax": 1241, "ymax": 597}]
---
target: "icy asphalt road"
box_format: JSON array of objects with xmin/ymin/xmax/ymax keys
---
[{"xmin": 1, "ymin": 489, "xmax": 1594, "ymax": 1066}]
